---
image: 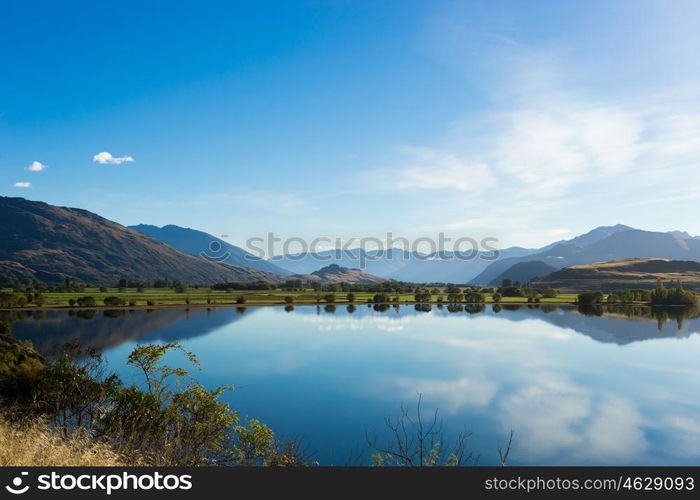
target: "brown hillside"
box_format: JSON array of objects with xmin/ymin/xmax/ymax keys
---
[
  {"xmin": 0, "ymin": 197, "xmax": 283, "ymax": 284},
  {"xmin": 534, "ymin": 258, "xmax": 700, "ymax": 290}
]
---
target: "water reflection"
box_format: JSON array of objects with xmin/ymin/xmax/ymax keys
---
[
  {"xmin": 5, "ymin": 307, "xmax": 255, "ymax": 353},
  {"xmin": 6, "ymin": 304, "xmax": 700, "ymax": 352},
  {"xmin": 6, "ymin": 304, "xmax": 700, "ymax": 465}
]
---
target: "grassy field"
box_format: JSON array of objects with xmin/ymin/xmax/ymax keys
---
[{"xmin": 1, "ymin": 287, "xmax": 582, "ymax": 308}]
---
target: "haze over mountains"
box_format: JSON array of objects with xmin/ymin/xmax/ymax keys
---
[
  {"xmin": 270, "ymin": 247, "xmax": 534, "ymax": 283},
  {"xmin": 133, "ymin": 223, "xmax": 534, "ymax": 282}
]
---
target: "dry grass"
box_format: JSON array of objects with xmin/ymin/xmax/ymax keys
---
[{"xmin": 0, "ymin": 419, "xmax": 128, "ymax": 466}]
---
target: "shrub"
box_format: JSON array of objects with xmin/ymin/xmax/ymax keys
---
[
  {"xmin": 499, "ymin": 287, "xmax": 523, "ymax": 297},
  {"xmin": 414, "ymin": 291, "xmax": 431, "ymax": 302},
  {"xmin": 651, "ymin": 280, "xmax": 698, "ymax": 306},
  {"xmin": 0, "ymin": 293, "xmax": 26, "ymax": 308},
  {"xmin": 76, "ymin": 296, "xmax": 96, "ymax": 308},
  {"xmin": 464, "ymin": 292, "xmax": 485, "ymax": 303},
  {"xmin": 103, "ymin": 296, "xmax": 125, "ymax": 307},
  {"xmin": 577, "ymin": 291, "xmax": 604, "ymax": 305}
]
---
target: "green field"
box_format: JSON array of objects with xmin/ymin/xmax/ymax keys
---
[{"xmin": 0, "ymin": 287, "xmax": 582, "ymax": 308}]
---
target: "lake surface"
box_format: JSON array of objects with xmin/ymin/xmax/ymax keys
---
[{"xmin": 8, "ymin": 304, "xmax": 700, "ymax": 465}]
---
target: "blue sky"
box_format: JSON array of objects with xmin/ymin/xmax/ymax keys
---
[{"xmin": 2, "ymin": 0, "xmax": 700, "ymax": 252}]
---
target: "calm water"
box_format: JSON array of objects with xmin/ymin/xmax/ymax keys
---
[{"xmin": 8, "ymin": 304, "xmax": 700, "ymax": 465}]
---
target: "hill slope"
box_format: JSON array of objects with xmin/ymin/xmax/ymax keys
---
[
  {"xmin": 489, "ymin": 261, "xmax": 557, "ymax": 286},
  {"xmin": 533, "ymin": 258, "xmax": 700, "ymax": 290},
  {"xmin": 129, "ymin": 224, "xmax": 291, "ymax": 275},
  {"xmin": 293, "ymin": 264, "xmax": 386, "ymax": 284},
  {"xmin": 0, "ymin": 197, "xmax": 283, "ymax": 284}
]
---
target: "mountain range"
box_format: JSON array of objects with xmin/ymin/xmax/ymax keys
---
[
  {"xmin": 2, "ymin": 195, "xmax": 700, "ymax": 287},
  {"xmin": 265, "ymin": 224, "xmax": 700, "ymax": 284},
  {"xmin": 470, "ymin": 225, "xmax": 700, "ymax": 285}
]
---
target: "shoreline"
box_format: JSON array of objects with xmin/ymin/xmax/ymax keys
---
[{"xmin": 0, "ymin": 300, "xmax": 659, "ymax": 312}]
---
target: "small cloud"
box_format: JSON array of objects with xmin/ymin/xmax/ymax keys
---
[
  {"xmin": 93, "ymin": 151, "xmax": 134, "ymax": 165},
  {"xmin": 26, "ymin": 161, "xmax": 47, "ymax": 172},
  {"xmin": 14, "ymin": 182, "xmax": 31, "ymax": 188}
]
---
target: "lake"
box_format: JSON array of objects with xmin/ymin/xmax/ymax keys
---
[{"xmin": 8, "ymin": 303, "xmax": 700, "ymax": 465}]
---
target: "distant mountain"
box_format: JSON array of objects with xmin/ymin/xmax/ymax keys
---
[
  {"xmin": 542, "ymin": 224, "xmax": 634, "ymax": 250},
  {"xmin": 533, "ymin": 258, "xmax": 700, "ymax": 290},
  {"xmin": 292, "ymin": 264, "xmax": 386, "ymax": 284},
  {"xmin": 129, "ymin": 224, "xmax": 291, "ymax": 275},
  {"xmin": 271, "ymin": 246, "xmax": 536, "ymax": 283},
  {"xmin": 668, "ymin": 230, "xmax": 700, "ymax": 240},
  {"xmin": 471, "ymin": 227, "xmax": 700, "ymax": 285},
  {"xmin": 488, "ymin": 261, "xmax": 557, "ymax": 286},
  {"xmin": 0, "ymin": 196, "xmax": 284, "ymax": 284},
  {"xmin": 269, "ymin": 248, "xmax": 414, "ymax": 276},
  {"xmin": 386, "ymin": 247, "xmax": 535, "ymax": 283}
]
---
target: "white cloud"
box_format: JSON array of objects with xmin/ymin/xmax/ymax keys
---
[
  {"xmin": 26, "ymin": 161, "xmax": 47, "ymax": 172},
  {"xmin": 386, "ymin": 101, "xmax": 645, "ymax": 199},
  {"xmin": 93, "ymin": 151, "xmax": 134, "ymax": 165},
  {"xmin": 393, "ymin": 147, "xmax": 495, "ymax": 192},
  {"xmin": 492, "ymin": 105, "xmax": 643, "ymax": 196},
  {"xmin": 14, "ymin": 182, "xmax": 31, "ymax": 188}
]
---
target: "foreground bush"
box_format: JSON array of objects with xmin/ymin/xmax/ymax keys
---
[{"xmin": 1, "ymin": 337, "xmax": 306, "ymax": 466}]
